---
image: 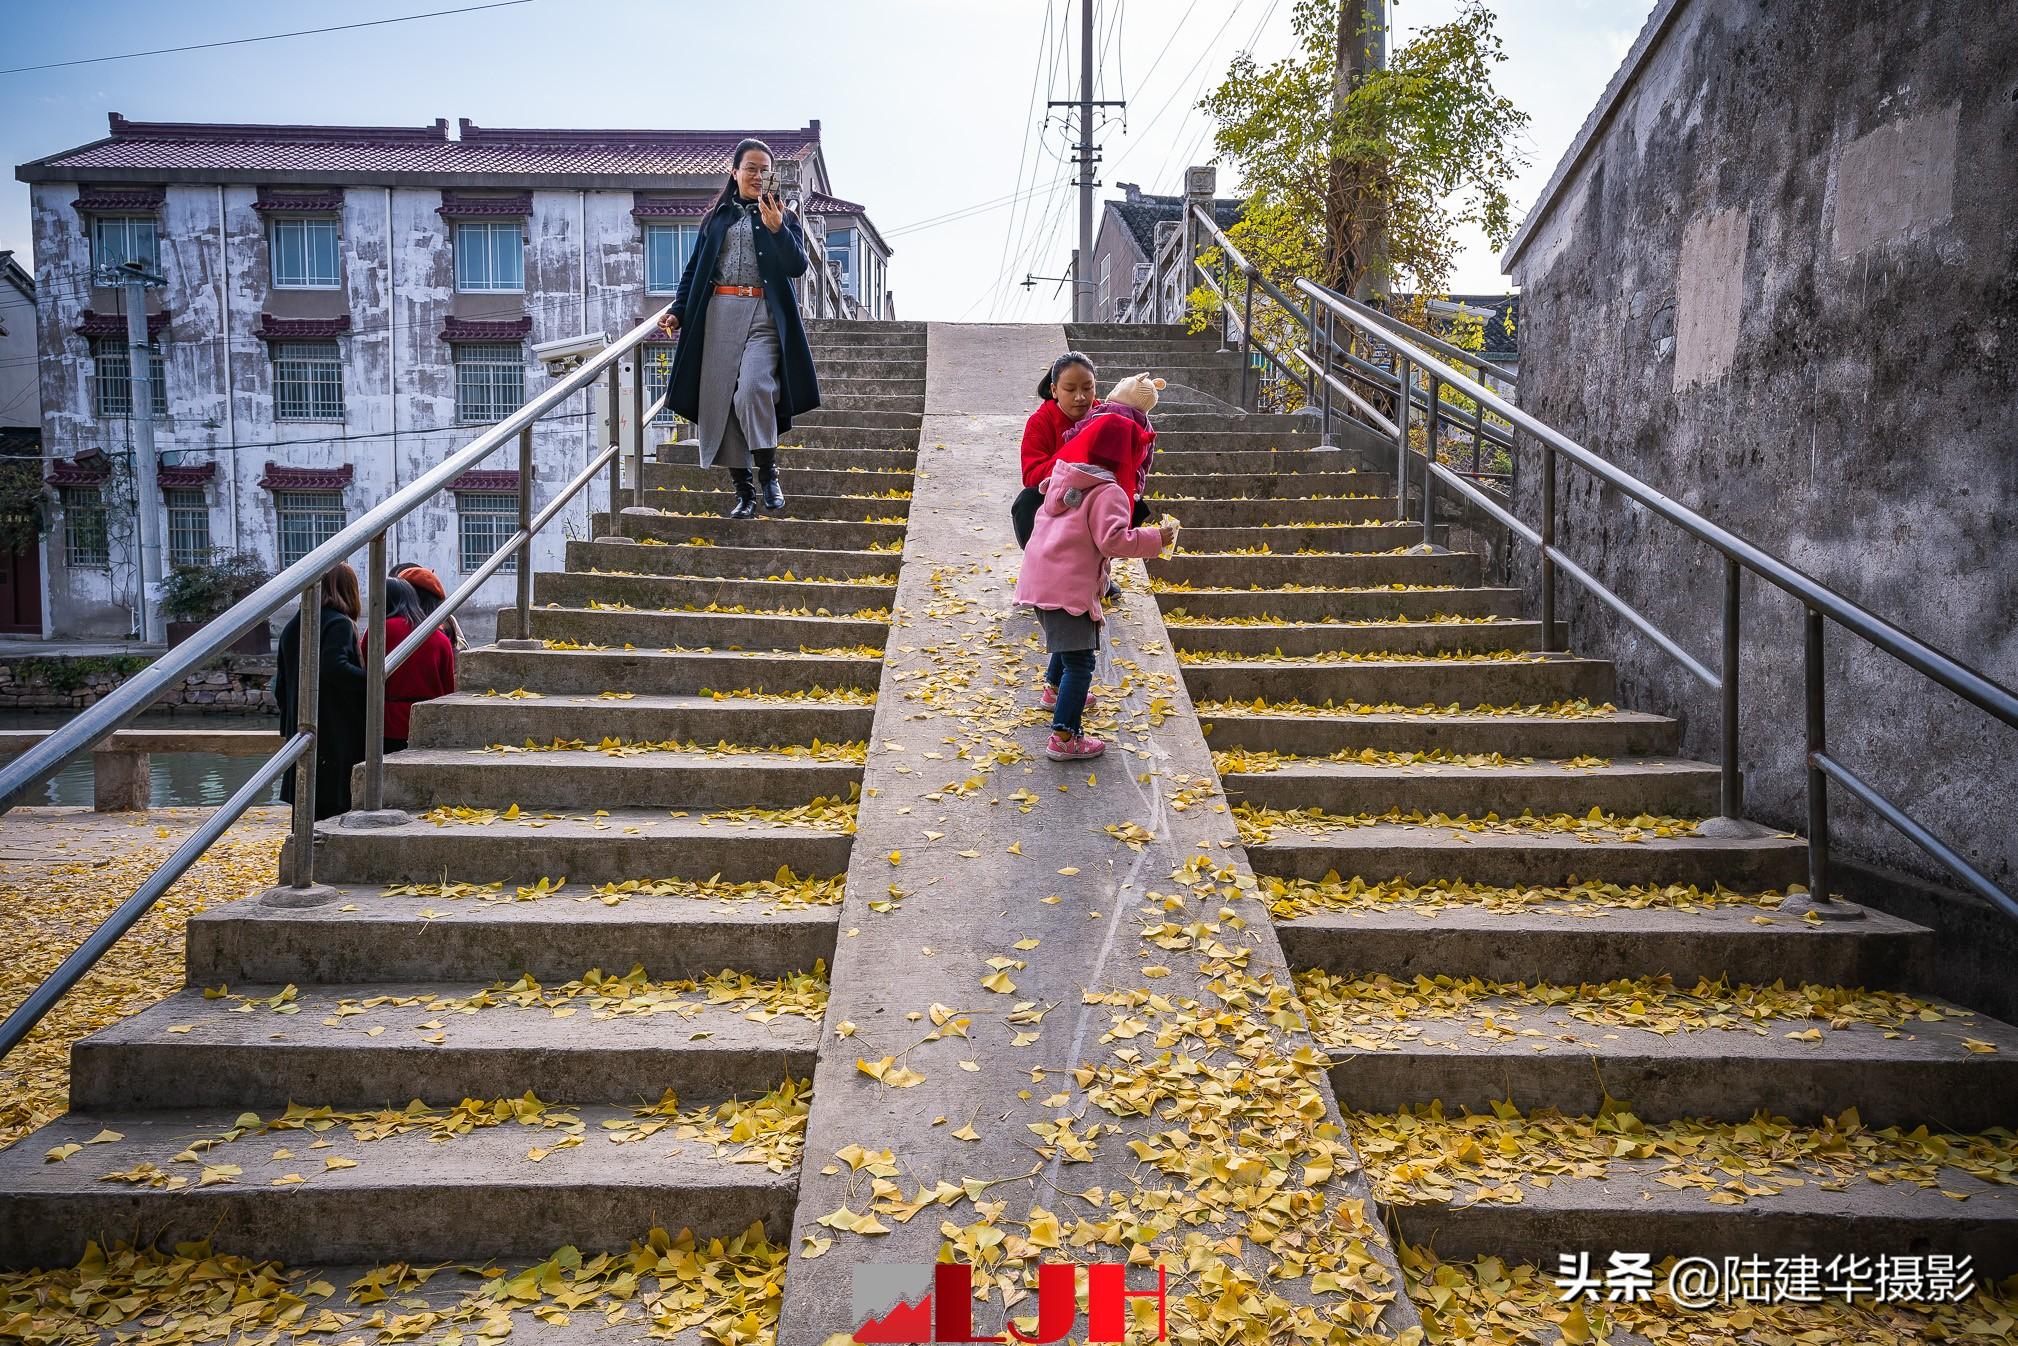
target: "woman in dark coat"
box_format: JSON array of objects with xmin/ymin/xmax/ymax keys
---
[
  {"xmin": 273, "ymin": 562, "xmax": 368, "ymax": 820},
  {"xmin": 659, "ymin": 138, "xmax": 821, "ymax": 519}
]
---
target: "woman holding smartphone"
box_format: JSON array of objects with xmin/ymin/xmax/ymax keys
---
[{"xmin": 658, "ymin": 138, "xmax": 822, "ymax": 518}]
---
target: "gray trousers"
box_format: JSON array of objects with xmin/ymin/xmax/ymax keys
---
[{"xmin": 696, "ymin": 294, "xmax": 781, "ymax": 470}]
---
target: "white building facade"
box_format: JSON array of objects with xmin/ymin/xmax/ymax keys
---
[{"xmin": 17, "ymin": 115, "xmax": 893, "ymax": 640}]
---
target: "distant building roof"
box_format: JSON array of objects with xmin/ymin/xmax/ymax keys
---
[
  {"xmin": 19, "ymin": 114, "xmax": 826, "ymax": 186},
  {"xmin": 1106, "ymin": 184, "xmax": 1244, "ymax": 258},
  {"xmin": 1444, "ymin": 294, "xmax": 1520, "ymax": 363}
]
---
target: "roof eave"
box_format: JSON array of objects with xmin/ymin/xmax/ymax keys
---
[{"xmin": 17, "ymin": 164, "xmax": 752, "ymax": 191}]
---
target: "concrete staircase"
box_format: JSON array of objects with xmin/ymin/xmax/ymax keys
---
[
  {"xmin": 0, "ymin": 319, "xmax": 926, "ymax": 1268},
  {"xmin": 1094, "ymin": 325, "xmax": 2018, "ymax": 1272}
]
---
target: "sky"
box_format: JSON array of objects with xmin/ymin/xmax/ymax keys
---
[{"xmin": 0, "ymin": 0, "xmax": 1655, "ymax": 321}]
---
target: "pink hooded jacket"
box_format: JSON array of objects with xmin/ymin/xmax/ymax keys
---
[{"xmin": 1014, "ymin": 460, "xmax": 1165, "ymax": 622}]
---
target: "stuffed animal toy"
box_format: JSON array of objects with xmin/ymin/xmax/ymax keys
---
[{"xmin": 1104, "ymin": 372, "xmax": 1165, "ymax": 414}]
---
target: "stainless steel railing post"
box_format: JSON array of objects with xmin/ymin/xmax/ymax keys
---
[
  {"xmin": 1393, "ymin": 356, "xmax": 1411, "ymax": 523},
  {"xmin": 631, "ymin": 355, "xmax": 647, "ymax": 512},
  {"xmin": 288, "ymin": 584, "xmax": 321, "ymax": 889},
  {"xmin": 1721, "ymin": 558, "xmax": 1743, "ymax": 819},
  {"xmin": 1539, "ymin": 445, "xmax": 1558, "ymax": 652},
  {"xmin": 515, "ymin": 425, "xmax": 534, "ymax": 636},
  {"xmin": 1422, "ymin": 377, "xmax": 1440, "ymax": 545},
  {"xmin": 360, "ymin": 531, "xmax": 388, "ymax": 811},
  {"xmin": 605, "ymin": 362, "xmax": 622, "ymax": 523},
  {"xmin": 1239, "ymin": 272, "xmax": 1255, "ymax": 411}
]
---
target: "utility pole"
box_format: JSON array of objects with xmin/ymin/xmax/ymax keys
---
[
  {"xmin": 1049, "ymin": 1, "xmax": 1124, "ymax": 323},
  {"xmin": 102, "ymin": 261, "xmax": 168, "ymax": 645}
]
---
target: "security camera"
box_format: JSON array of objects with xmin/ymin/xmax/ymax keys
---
[{"xmin": 533, "ymin": 331, "xmax": 609, "ymax": 374}]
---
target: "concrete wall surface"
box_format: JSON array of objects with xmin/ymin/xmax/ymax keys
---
[{"xmin": 1505, "ymin": 0, "xmax": 2017, "ymax": 889}]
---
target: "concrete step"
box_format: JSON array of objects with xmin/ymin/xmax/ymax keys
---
[
  {"xmin": 1150, "ymin": 471, "xmax": 1399, "ymax": 499},
  {"xmin": 797, "ymin": 375, "xmax": 925, "ymax": 400},
  {"xmin": 1169, "ymin": 522, "xmax": 1437, "ymax": 554},
  {"xmin": 1063, "ymin": 321, "xmax": 1207, "ymax": 341},
  {"xmin": 776, "ymin": 424, "xmax": 921, "ymax": 452},
  {"xmin": 376, "ymin": 747, "xmax": 863, "ymax": 812},
  {"xmin": 814, "ymin": 357, "xmax": 924, "ymax": 381},
  {"xmin": 1199, "ymin": 709, "xmax": 1681, "ymax": 758},
  {"xmin": 806, "ymin": 344, "xmax": 928, "ymax": 365},
  {"xmin": 788, "ymin": 408, "xmax": 924, "ymax": 432},
  {"xmin": 461, "ymin": 645, "xmax": 883, "ymax": 696},
  {"xmin": 1153, "ymin": 549, "xmax": 1484, "ymax": 589},
  {"xmin": 0, "ymin": 1106, "xmax": 798, "ymax": 1266},
  {"xmin": 807, "ymin": 319, "xmax": 927, "ymax": 342},
  {"xmin": 731, "ymin": 443, "xmax": 917, "ymax": 471},
  {"xmin": 639, "ymin": 464, "xmax": 914, "ymax": 496},
  {"xmin": 634, "ymin": 488, "xmax": 910, "ymax": 523},
  {"xmin": 301, "ymin": 810, "xmax": 856, "ymax": 886},
  {"xmin": 1150, "ymin": 412, "xmax": 1320, "ymax": 434},
  {"xmin": 568, "ymin": 538, "xmax": 897, "ymax": 582},
  {"xmin": 190, "ymin": 886, "xmax": 840, "ymax": 985},
  {"xmin": 1379, "ymin": 1153, "xmax": 2018, "ymax": 1275},
  {"xmin": 1313, "ymin": 990, "xmax": 2018, "ymax": 1128},
  {"xmin": 1148, "ymin": 430, "xmax": 1330, "ymax": 453},
  {"xmin": 608, "ymin": 510, "xmax": 905, "ymax": 551},
  {"xmin": 536, "ymin": 571, "xmax": 896, "ymax": 615},
  {"xmin": 71, "ymin": 981, "xmax": 823, "ymax": 1111},
  {"xmin": 1142, "ymin": 493, "xmax": 1392, "ymax": 525},
  {"xmin": 1181, "ymin": 652, "xmax": 1616, "ymax": 707},
  {"xmin": 1275, "ymin": 900, "xmax": 1931, "ymax": 988},
  {"xmin": 1167, "ymin": 617, "xmax": 1561, "ymax": 658},
  {"xmin": 410, "ymin": 690, "xmax": 876, "ymax": 751},
  {"xmin": 1223, "ymin": 756, "xmax": 1723, "ymax": 819},
  {"xmin": 1248, "ymin": 821, "xmax": 1809, "ymax": 889},
  {"xmin": 1159, "ymin": 585, "xmax": 1524, "ymax": 622},
  {"xmin": 507, "ymin": 604, "xmax": 888, "ymax": 653}
]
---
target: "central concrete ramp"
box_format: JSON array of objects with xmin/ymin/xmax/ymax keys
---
[{"xmin": 777, "ymin": 324, "xmax": 1418, "ymax": 1345}]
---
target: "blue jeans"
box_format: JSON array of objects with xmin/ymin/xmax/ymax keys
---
[{"xmin": 1047, "ymin": 649, "xmax": 1097, "ymax": 736}]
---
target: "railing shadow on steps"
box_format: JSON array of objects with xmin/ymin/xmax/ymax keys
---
[
  {"xmin": 0, "ymin": 301, "xmax": 676, "ymax": 1060},
  {"xmin": 1178, "ymin": 201, "xmax": 2018, "ymax": 926}
]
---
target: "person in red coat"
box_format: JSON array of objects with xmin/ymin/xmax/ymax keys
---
[
  {"xmin": 361, "ymin": 575, "xmax": 456, "ymax": 752},
  {"xmin": 1012, "ymin": 352, "xmax": 1097, "ymax": 547}
]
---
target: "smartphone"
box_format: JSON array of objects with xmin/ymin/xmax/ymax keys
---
[{"xmin": 759, "ymin": 170, "xmax": 779, "ymax": 199}]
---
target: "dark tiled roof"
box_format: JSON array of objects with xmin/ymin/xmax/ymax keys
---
[
  {"xmin": 260, "ymin": 462, "xmax": 354, "ymax": 491},
  {"xmin": 77, "ymin": 309, "xmax": 168, "ymax": 338},
  {"xmin": 253, "ymin": 314, "xmax": 352, "ymax": 340},
  {"xmin": 253, "ymin": 188, "xmax": 343, "ymax": 213},
  {"xmin": 632, "ymin": 194, "xmax": 712, "ymax": 219},
  {"xmin": 27, "ymin": 114, "xmax": 823, "ymax": 181},
  {"xmin": 1444, "ymin": 294, "xmax": 1520, "ymax": 361},
  {"xmin": 72, "ymin": 186, "xmax": 165, "ymax": 212},
  {"xmin": 1108, "ymin": 192, "xmax": 1244, "ymax": 259},
  {"xmin": 806, "ymin": 192, "xmax": 866, "ymax": 215},
  {"xmin": 449, "ymin": 470, "xmax": 521, "ymax": 493},
  {"xmin": 438, "ymin": 192, "xmax": 533, "ymax": 218},
  {"xmin": 158, "ymin": 462, "xmax": 217, "ymax": 488},
  {"xmin": 47, "ymin": 454, "xmax": 111, "ymax": 487},
  {"xmin": 441, "ymin": 316, "xmax": 531, "ymax": 342}
]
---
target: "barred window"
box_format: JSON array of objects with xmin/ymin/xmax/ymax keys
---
[
  {"xmin": 643, "ymin": 223, "xmax": 698, "ymax": 294},
  {"xmin": 165, "ymin": 487, "xmax": 211, "ymax": 567},
  {"xmin": 91, "ymin": 216, "xmax": 158, "ymax": 271},
  {"xmin": 274, "ymin": 490, "xmax": 344, "ymax": 569},
  {"xmin": 271, "ymin": 217, "xmax": 340, "ymax": 289},
  {"xmin": 455, "ymin": 343, "xmax": 524, "ymax": 424},
  {"xmin": 454, "ymin": 221, "xmax": 524, "ymax": 292},
  {"xmin": 642, "ymin": 343, "xmax": 679, "ymax": 425},
  {"xmin": 91, "ymin": 338, "xmax": 167, "ymax": 418},
  {"xmin": 273, "ymin": 341, "xmax": 344, "ymax": 420},
  {"xmin": 63, "ymin": 486, "xmax": 109, "ymax": 569},
  {"xmin": 457, "ymin": 492, "xmax": 519, "ymax": 573}
]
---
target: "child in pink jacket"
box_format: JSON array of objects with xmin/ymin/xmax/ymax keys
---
[{"xmin": 1014, "ymin": 413, "xmax": 1176, "ymax": 761}]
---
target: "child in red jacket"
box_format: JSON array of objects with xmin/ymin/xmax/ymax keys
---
[
  {"xmin": 361, "ymin": 575, "xmax": 456, "ymax": 752},
  {"xmin": 1012, "ymin": 352, "xmax": 1097, "ymax": 547}
]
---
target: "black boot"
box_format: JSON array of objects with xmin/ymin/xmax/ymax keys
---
[
  {"xmin": 754, "ymin": 449, "xmax": 786, "ymax": 513},
  {"xmin": 726, "ymin": 467, "xmax": 758, "ymax": 519}
]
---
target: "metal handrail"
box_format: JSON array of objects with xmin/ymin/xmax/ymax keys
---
[
  {"xmin": 0, "ymin": 301, "xmax": 676, "ymax": 1059},
  {"xmin": 1295, "ymin": 276, "xmax": 2018, "ymax": 923}
]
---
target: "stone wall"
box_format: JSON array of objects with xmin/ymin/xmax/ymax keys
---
[
  {"xmin": 0, "ymin": 654, "xmax": 276, "ymax": 714},
  {"xmin": 1502, "ymin": 0, "xmax": 2017, "ymax": 888}
]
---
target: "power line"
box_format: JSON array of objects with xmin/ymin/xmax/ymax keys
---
[
  {"xmin": 988, "ymin": 0, "xmax": 1054, "ymax": 307},
  {"xmin": 0, "ymin": 1, "xmax": 536, "ymax": 76},
  {"xmin": 1107, "ymin": 0, "xmax": 1254, "ymax": 178},
  {"xmin": 883, "ymin": 178, "xmax": 1073, "ymax": 240}
]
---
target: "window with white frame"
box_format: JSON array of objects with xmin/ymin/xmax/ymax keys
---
[
  {"xmin": 165, "ymin": 488, "xmax": 211, "ymax": 567},
  {"xmin": 825, "ymin": 227, "xmax": 856, "ymax": 299},
  {"xmin": 272, "ymin": 341, "xmax": 344, "ymax": 420},
  {"xmin": 641, "ymin": 343, "xmax": 679, "ymax": 424},
  {"xmin": 457, "ymin": 492, "xmax": 519, "ymax": 573},
  {"xmin": 91, "ymin": 338, "xmax": 167, "ymax": 418},
  {"xmin": 271, "ymin": 216, "xmax": 340, "ymax": 289},
  {"xmin": 274, "ymin": 490, "xmax": 344, "ymax": 569},
  {"xmin": 643, "ymin": 223, "xmax": 699, "ymax": 294},
  {"xmin": 91, "ymin": 216, "xmax": 159, "ymax": 272},
  {"xmin": 62, "ymin": 486, "xmax": 109, "ymax": 568},
  {"xmin": 455, "ymin": 343, "xmax": 525, "ymax": 424},
  {"xmin": 1098, "ymin": 254, "xmax": 1111, "ymax": 315},
  {"xmin": 454, "ymin": 220, "xmax": 524, "ymax": 292}
]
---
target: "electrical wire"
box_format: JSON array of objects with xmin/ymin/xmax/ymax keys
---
[
  {"xmin": 0, "ymin": 1, "xmax": 536, "ymax": 76},
  {"xmin": 988, "ymin": 0, "xmax": 1055, "ymax": 312}
]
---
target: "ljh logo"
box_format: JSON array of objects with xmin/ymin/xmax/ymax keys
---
[{"xmin": 851, "ymin": 1262, "xmax": 1169, "ymax": 1343}]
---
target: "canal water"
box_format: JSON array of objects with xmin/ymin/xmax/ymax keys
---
[{"xmin": 0, "ymin": 711, "xmax": 283, "ymax": 808}]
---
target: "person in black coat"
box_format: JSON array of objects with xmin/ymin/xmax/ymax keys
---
[
  {"xmin": 659, "ymin": 138, "xmax": 821, "ymax": 519},
  {"xmin": 273, "ymin": 562, "xmax": 368, "ymax": 821}
]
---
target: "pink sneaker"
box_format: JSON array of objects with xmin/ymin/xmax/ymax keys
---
[
  {"xmin": 1041, "ymin": 684, "xmax": 1098, "ymax": 710},
  {"xmin": 1046, "ymin": 731, "xmax": 1106, "ymax": 762}
]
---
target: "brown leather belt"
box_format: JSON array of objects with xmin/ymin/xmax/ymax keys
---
[{"xmin": 713, "ymin": 284, "xmax": 762, "ymax": 297}]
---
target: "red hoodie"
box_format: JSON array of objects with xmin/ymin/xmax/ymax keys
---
[
  {"xmin": 1019, "ymin": 400, "xmax": 1081, "ymax": 489},
  {"xmin": 361, "ymin": 615, "xmax": 457, "ymax": 742},
  {"xmin": 1054, "ymin": 409, "xmax": 1154, "ymax": 507}
]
